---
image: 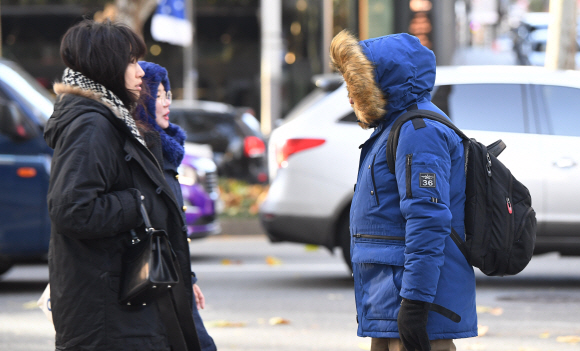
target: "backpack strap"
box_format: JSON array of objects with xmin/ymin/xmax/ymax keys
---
[
  {"xmin": 385, "ymin": 107, "xmax": 472, "ymax": 263},
  {"xmin": 386, "ymin": 108, "xmax": 468, "ymax": 174}
]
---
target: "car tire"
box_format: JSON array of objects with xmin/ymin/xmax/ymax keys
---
[
  {"xmin": 338, "ymin": 214, "xmax": 352, "ymax": 272},
  {"xmin": 0, "ymin": 256, "xmax": 14, "ymax": 276}
]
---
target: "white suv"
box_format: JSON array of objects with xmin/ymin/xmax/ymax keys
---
[{"xmin": 259, "ymin": 65, "xmax": 580, "ymax": 267}]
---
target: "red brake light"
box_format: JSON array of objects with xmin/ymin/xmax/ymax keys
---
[
  {"xmin": 276, "ymin": 138, "xmax": 325, "ymax": 168},
  {"xmin": 244, "ymin": 136, "xmax": 266, "ymax": 157}
]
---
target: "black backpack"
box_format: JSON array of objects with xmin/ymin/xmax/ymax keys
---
[{"xmin": 386, "ymin": 108, "xmax": 537, "ymax": 276}]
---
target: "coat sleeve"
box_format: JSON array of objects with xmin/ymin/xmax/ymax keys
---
[
  {"xmin": 47, "ymin": 113, "xmax": 143, "ymax": 240},
  {"xmin": 394, "ymin": 120, "xmax": 453, "ymax": 303}
]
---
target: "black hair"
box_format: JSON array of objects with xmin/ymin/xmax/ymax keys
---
[{"xmin": 60, "ymin": 19, "xmax": 147, "ymax": 107}]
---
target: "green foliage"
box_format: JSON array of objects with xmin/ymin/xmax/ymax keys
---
[{"xmin": 218, "ymin": 178, "xmax": 268, "ymax": 218}]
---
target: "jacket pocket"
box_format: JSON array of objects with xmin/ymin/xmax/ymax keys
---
[
  {"xmin": 406, "ymin": 154, "xmax": 413, "ymax": 198},
  {"xmin": 352, "ymin": 241, "xmax": 405, "ymax": 321}
]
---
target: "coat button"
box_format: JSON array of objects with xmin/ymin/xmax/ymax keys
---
[
  {"xmin": 125, "ymin": 154, "xmax": 132, "ymax": 161},
  {"xmin": 368, "ymin": 165, "xmax": 371, "ymax": 169},
  {"xmin": 187, "ymin": 238, "xmax": 191, "ymax": 243},
  {"xmin": 370, "ymin": 190, "xmax": 374, "ymax": 195},
  {"xmin": 156, "ymin": 187, "xmax": 162, "ymax": 194},
  {"xmin": 182, "ymin": 225, "xmax": 188, "ymax": 232},
  {"xmin": 182, "ymin": 206, "xmax": 187, "ymax": 212},
  {"xmin": 175, "ymin": 174, "xmax": 180, "ymax": 180}
]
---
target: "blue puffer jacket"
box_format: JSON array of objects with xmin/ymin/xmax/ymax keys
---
[{"xmin": 336, "ymin": 33, "xmax": 478, "ymax": 339}]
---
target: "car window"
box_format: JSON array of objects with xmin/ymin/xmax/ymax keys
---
[
  {"xmin": 537, "ymin": 85, "xmax": 580, "ymax": 137},
  {"xmin": 432, "ymin": 84, "xmax": 526, "ymax": 133},
  {"xmin": 0, "ymin": 62, "xmax": 53, "ymax": 126},
  {"xmin": 170, "ymin": 110, "xmax": 240, "ymax": 153}
]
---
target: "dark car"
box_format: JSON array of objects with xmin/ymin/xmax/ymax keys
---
[{"xmin": 170, "ymin": 100, "xmax": 268, "ymax": 184}]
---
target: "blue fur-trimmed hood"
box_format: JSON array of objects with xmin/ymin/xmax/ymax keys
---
[{"xmin": 136, "ymin": 61, "xmax": 186, "ymax": 168}]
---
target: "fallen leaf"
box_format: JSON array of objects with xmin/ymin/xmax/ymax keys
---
[
  {"xmin": 265, "ymin": 256, "xmax": 282, "ymax": 266},
  {"xmin": 22, "ymin": 301, "xmax": 38, "ymax": 310},
  {"xmin": 269, "ymin": 316, "xmax": 290, "ymax": 325},
  {"xmin": 477, "ymin": 325, "xmax": 489, "ymax": 337},
  {"xmin": 465, "ymin": 343, "xmax": 487, "ymax": 350},
  {"xmin": 476, "ymin": 306, "xmax": 503, "ymax": 315},
  {"xmin": 204, "ymin": 320, "xmax": 246, "ymax": 328},
  {"xmin": 556, "ymin": 335, "xmax": 580, "ymax": 344},
  {"xmin": 539, "ymin": 332, "xmax": 550, "ymax": 339},
  {"xmin": 305, "ymin": 244, "xmax": 319, "ymax": 252},
  {"xmin": 221, "ymin": 259, "xmax": 242, "ymax": 265},
  {"xmin": 358, "ymin": 342, "xmax": 371, "ymax": 350}
]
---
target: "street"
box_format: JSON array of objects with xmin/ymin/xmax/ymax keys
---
[{"xmin": 1, "ymin": 233, "xmax": 580, "ymax": 351}]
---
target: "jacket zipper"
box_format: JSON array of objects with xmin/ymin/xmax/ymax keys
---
[
  {"xmin": 406, "ymin": 154, "xmax": 413, "ymax": 198},
  {"xmin": 370, "ymin": 154, "xmax": 380, "ymax": 205},
  {"xmin": 354, "ymin": 234, "xmax": 404, "ymax": 241}
]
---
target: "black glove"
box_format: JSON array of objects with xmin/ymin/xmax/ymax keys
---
[{"xmin": 397, "ymin": 298, "xmax": 431, "ymax": 351}]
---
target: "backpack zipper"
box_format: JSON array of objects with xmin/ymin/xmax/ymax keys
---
[
  {"xmin": 505, "ymin": 173, "xmax": 514, "ymax": 249},
  {"xmin": 354, "ymin": 234, "xmax": 404, "ymax": 241}
]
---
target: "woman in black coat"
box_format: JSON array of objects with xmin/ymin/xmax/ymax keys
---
[
  {"xmin": 136, "ymin": 61, "xmax": 217, "ymax": 351},
  {"xmin": 44, "ymin": 20, "xmax": 200, "ymax": 350}
]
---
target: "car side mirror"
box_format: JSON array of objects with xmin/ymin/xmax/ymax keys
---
[{"xmin": 0, "ymin": 100, "xmax": 39, "ymax": 141}]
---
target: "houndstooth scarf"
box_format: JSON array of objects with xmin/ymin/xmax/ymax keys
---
[{"xmin": 61, "ymin": 68, "xmax": 146, "ymax": 146}]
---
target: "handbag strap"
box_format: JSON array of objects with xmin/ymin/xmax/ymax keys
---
[
  {"xmin": 139, "ymin": 200, "xmax": 154, "ymax": 230},
  {"xmin": 157, "ymin": 253, "xmax": 202, "ymax": 351},
  {"xmin": 172, "ymin": 274, "xmax": 202, "ymax": 351},
  {"xmin": 158, "ymin": 294, "xmax": 189, "ymax": 351}
]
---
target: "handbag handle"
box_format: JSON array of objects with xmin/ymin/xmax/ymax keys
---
[
  {"xmin": 129, "ymin": 197, "xmax": 155, "ymax": 245},
  {"xmin": 139, "ymin": 195, "xmax": 154, "ymax": 231}
]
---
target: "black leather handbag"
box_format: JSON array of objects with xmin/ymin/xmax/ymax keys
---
[{"xmin": 119, "ymin": 202, "xmax": 180, "ymax": 305}]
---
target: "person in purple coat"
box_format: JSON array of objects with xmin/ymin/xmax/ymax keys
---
[{"xmin": 136, "ymin": 61, "xmax": 217, "ymax": 351}]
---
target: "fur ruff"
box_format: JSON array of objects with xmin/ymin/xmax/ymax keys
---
[
  {"xmin": 53, "ymin": 69, "xmax": 146, "ymax": 147},
  {"xmin": 330, "ymin": 30, "xmax": 387, "ymax": 129},
  {"xmin": 136, "ymin": 61, "xmax": 186, "ymax": 168}
]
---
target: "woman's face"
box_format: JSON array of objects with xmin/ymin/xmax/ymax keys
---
[
  {"xmin": 155, "ymin": 83, "xmax": 171, "ymax": 129},
  {"xmin": 125, "ymin": 61, "xmax": 145, "ymax": 97}
]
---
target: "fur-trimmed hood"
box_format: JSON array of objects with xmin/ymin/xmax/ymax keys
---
[
  {"xmin": 45, "ymin": 83, "xmax": 134, "ymax": 149},
  {"xmin": 330, "ymin": 31, "xmax": 436, "ymax": 128},
  {"xmin": 135, "ymin": 61, "xmax": 186, "ymax": 168}
]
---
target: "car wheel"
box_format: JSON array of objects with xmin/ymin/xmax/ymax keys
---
[
  {"xmin": 0, "ymin": 256, "xmax": 14, "ymax": 276},
  {"xmin": 338, "ymin": 214, "xmax": 352, "ymax": 271}
]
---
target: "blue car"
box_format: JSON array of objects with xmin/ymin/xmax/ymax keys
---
[{"xmin": 0, "ymin": 59, "xmax": 54, "ymax": 274}]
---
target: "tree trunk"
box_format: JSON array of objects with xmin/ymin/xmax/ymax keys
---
[
  {"xmin": 545, "ymin": 0, "xmax": 577, "ymax": 70},
  {"xmin": 115, "ymin": 0, "xmax": 158, "ymax": 37}
]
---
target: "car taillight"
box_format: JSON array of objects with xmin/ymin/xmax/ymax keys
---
[
  {"xmin": 276, "ymin": 138, "xmax": 325, "ymax": 168},
  {"xmin": 244, "ymin": 136, "xmax": 266, "ymax": 158}
]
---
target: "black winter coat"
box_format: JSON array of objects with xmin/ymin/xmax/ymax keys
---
[{"xmin": 44, "ymin": 84, "xmax": 194, "ymax": 350}]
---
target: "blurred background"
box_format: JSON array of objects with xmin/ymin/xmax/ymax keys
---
[
  {"xmin": 2, "ymin": 1, "xmax": 580, "ymax": 350},
  {"xmin": 1, "ymin": 0, "xmax": 571, "ymax": 131},
  {"xmin": 1, "ymin": 0, "xmax": 573, "ymax": 219}
]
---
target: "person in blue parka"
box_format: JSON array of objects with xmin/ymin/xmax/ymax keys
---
[
  {"xmin": 330, "ymin": 31, "xmax": 478, "ymax": 351},
  {"xmin": 136, "ymin": 61, "xmax": 218, "ymax": 351}
]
